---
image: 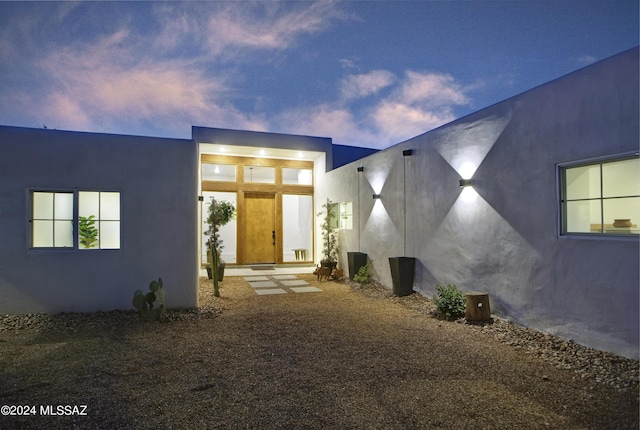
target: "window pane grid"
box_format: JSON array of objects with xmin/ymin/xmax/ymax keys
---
[
  {"xmin": 30, "ymin": 190, "xmax": 121, "ymax": 249},
  {"xmin": 562, "ymin": 156, "xmax": 639, "ymax": 235},
  {"xmin": 31, "ymin": 192, "xmax": 73, "ymax": 248},
  {"xmin": 79, "ymin": 191, "xmax": 120, "ymax": 249}
]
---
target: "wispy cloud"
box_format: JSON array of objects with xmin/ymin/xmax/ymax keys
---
[
  {"xmin": 340, "ymin": 70, "xmax": 395, "ymax": 101},
  {"xmin": 204, "ymin": 1, "xmax": 343, "ymax": 58},
  {"xmin": 0, "ymin": 1, "xmax": 472, "ymax": 147},
  {"xmin": 280, "ymin": 69, "xmax": 471, "ymax": 148},
  {"xmin": 1, "ymin": 1, "xmax": 349, "ymax": 135},
  {"xmin": 34, "ymin": 28, "xmax": 253, "ymax": 134}
]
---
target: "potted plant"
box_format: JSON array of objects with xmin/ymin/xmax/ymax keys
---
[
  {"xmin": 204, "ymin": 197, "xmax": 236, "ymax": 294},
  {"xmin": 388, "ymin": 148, "xmax": 416, "ymax": 297},
  {"xmin": 388, "ymin": 256, "xmax": 415, "ymax": 297},
  {"xmin": 78, "ymin": 215, "xmax": 98, "ymax": 248},
  {"xmin": 318, "ymin": 198, "xmax": 339, "ymax": 273},
  {"xmin": 348, "ymin": 251, "xmax": 368, "ymax": 281}
]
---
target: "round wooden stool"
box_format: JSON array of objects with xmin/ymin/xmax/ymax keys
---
[{"xmin": 465, "ymin": 292, "xmax": 491, "ymax": 321}]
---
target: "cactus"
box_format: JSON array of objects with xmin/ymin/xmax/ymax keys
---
[{"xmin": 132, "ymin": 277, "xmax": 166, "ymax": 321}]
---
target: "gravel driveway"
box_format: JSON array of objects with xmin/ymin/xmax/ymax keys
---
[{"xmin": 0, "ymin": 274, "xmax": 637, "ymax": 429}]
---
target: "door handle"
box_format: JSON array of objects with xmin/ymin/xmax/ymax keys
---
[{"xmin": 272, "ymin": 230, "xmax": 275, "ymax": 245}]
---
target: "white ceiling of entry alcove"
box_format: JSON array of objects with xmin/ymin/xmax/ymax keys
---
[{"xmin": 199, "ymin": 143, "xmax": 324, "ymax": 162}]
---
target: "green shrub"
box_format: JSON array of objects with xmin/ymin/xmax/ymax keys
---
[
  {"xmin": 353, "ymin": 261, "xmax": 373, "ymax": 284},
  {"xmin": 433, "ymin": 284, "xmax": 465, "ymax": 320}
]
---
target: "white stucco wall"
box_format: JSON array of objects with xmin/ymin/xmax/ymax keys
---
[
  {"xmin": 320, "ymin": 48, "xmax": 639, "ymax": 359},
  {"xmin": 0, "ymin": 126, "xmax": 199, "ymax": 314}
]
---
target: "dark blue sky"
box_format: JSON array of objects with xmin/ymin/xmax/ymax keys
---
[{"xmin": 0, "ymin": 1, "xmax": 637, "ymax": 148}]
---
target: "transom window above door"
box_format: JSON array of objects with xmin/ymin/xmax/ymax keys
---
[
  {"xmin": 244, "ymin": 166, "xmax": 275, "ymax": 184},
  {"xmin": 202, "ymin": 164, "xmax": 236, "ymax": 182}
]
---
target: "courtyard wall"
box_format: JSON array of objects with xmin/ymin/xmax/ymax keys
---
[
  {"xmin": 0, "ymin": 127, "xmax": 199, "ymax": 313},
  {"xmin": 319, "ymin": 48, "xmax": 639, "ymax": 359}
]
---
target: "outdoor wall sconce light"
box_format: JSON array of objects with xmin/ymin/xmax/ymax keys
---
[
  {"xmin": 402, "ymin": 149, "xmax": 413, "ymax": 157},
  {"xmin": 357, "ymin": 166, "xmax": 364, "ymax": 172},
  {"xmin": 372, "ymin": 194, "xmax": 381, "ymax": 199},
  {"xmin": 459, "ymin": 179, "xmax": 473, "ymax": 187},
  {"xmin": 198, "ymin": 196, "xmax": 204, "ymax": 201}
]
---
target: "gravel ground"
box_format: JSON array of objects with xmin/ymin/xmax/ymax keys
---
[{"xmin": 0, "ymin": 274, "xmax": 638, "ymax": 429}]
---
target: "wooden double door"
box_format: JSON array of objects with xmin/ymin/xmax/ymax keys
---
[{"xmin": 244, "ymin": 193, "xmax": 276, "ymax": 264}]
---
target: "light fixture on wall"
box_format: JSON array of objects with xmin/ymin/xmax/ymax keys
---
[
  {"xmin": 357, "ymin": 166, "xmax": 364, "ymax": 172},
  {"xmin": 372, "ymin": 194, "xmax": 381, "ymax": 199},
  {"xmin": 198, "ymin": 196, "xmax": 204, "ymax": 202},
  {"xmin": 402, "ymin": 149, "xmax": 413, "ymax": 157},
  {"xmin": 459, "ymin": 179, "xmax": 473, "ymax": 187}
]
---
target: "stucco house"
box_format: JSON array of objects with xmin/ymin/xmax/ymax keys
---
[{"xmin": 0, "ymin": 47, "xmax": 637, "ymax": 359}]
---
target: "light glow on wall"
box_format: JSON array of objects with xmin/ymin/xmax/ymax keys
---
[
  {"xmin": 458, "ymin": 161, "xmax": 477, "ymax": 180},
  {"xmin": 368, "ymin": 170, "xmax": 389, "ymax": 195},
  {"xmin": 459, "ymin": 186, "xmax": 479, "ymax": 203}
]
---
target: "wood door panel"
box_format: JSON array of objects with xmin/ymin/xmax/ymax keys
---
[{"xmin": 245, "ymin": 193, "xmax": 275, "ymax": 264}]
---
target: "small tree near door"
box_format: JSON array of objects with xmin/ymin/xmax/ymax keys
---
[
  {"xmin": 205, "ymin": 197, "xmax": 236, "ymax": 296},
  {"xmin": 318, "ymin": 198, "xmax": 339, "ymax": 268}
]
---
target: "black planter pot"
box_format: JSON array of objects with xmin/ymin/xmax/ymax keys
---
[
  {"xmin": 388, "ymin": 257, "xmax": 415, "ymax": 297},
  {"xmin": 218, "ymin": 263, "xmax": 225, "ymax": 282},
  {"xmin": 320, "ymin": 260, "xmax": 338, "ymax": 274},
  {"xmin": 347, "ymin": 252, "xmax": 368, "ymax": 280},
  {"xmin": 206, "ymin": 263, "xmax": 226, "ymax": 281}
]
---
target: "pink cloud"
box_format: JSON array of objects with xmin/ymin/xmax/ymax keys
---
[
  {"xmin": 205, "ymin": 1, "xmax": 342, "ymax": 57},
  {"xmin": 35, "ymin": 28, "xmax": 266, "ymax": 135},
  {"xmin": 340, "ymin": 70, "xmax": 396, "ymax": 101}
]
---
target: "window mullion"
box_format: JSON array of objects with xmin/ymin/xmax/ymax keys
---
[
  {"xmin": 74, "ymin": 189, "xmax": 79, "ymax": 250},
  {"xmin": 599, "ymin": 163, "xmax": 604, "ymax": 233}
]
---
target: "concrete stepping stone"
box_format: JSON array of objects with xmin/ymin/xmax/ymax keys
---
[
  {"xmin": 255, "ymin": 288, "xmax": 287, "ymax": 295},
  {"xmin": 290, "ymin": 286, "xmax": 322, "ymax": 293},
  {"xmin": 249, "ymin": 281, "xmax": 278, "ymax": 288},
  {"xmin": 244, "ymin": 276, "xmax": 269, "ymax": 281},
  {"xmin": 273, "ymin": 275, "xmax": 297, "ymax": 280},
  {"xmin": 280, "ymin": 280, "xmax": 309, "ymax": 287}
]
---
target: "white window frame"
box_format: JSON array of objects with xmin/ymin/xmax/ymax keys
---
[
  {"xmin": 29, "ymin": 189, "xmax": 122, "ymax": 250},
  {"xmin": 329, "ymin": 201, "xmax": 353, "ymax": 230},
  {"xmin": 558, "ymin": 152, "xmax": 639, "ymax": 237}
]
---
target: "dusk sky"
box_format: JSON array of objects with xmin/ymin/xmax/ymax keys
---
[{"xmin": 1, "ymin": 1, "xmax": 637, "ymax": 149}]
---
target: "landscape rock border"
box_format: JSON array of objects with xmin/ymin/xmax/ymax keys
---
[
  {"xmin": 347, "ymin": 279, "xmax": 639, "ymax": 391},
  {"xmin": 1, "ymin": 277, "xmax": 636, "ymax": 393}
]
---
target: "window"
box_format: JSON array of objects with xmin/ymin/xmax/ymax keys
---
[
  {"xmin": 30, "ymin": 190, "xmax": 121, "ymax": 249},
  {"xmin": 31, "ymin": 191, "xmax": 74, "ymax": 248},
  {"xmin": 79, "ymin": 191, "xmax": 121, "ymax": 249},
  {"xmin": 282, "ymin": 168, "xmax": 313, "ymax": 185},
  {"xmin": 244, "ymin": 166, "xmax": 275, "ymax": 183},
  {"xmin": 329, "ymin": 201, "xmax": 353, "ymax": 230},
  {"xmin": 202, "ymin": 163, "xmax": 236, "ymax": 182},
  {"xmin": 560, "ymin": 155, "xmax": 639, "ymax": 235},
  {"xmin": 282, "ymin": 194, "xmax": 313, "ymax": 262}
]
